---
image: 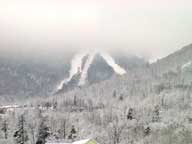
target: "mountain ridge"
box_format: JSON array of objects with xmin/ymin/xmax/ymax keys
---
[{"xmin": 55, "ymin": 52, "xmax": 127, "ymax": 94}]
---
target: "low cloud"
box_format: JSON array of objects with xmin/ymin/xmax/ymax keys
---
[{"xmin": 0, "ymin": 0, "xmax": 192, "ymax": 60}]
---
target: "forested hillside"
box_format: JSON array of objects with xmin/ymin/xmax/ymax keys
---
[{"xmin": 0, "ymin": 45, "xmax": 192, "ymax": 144}]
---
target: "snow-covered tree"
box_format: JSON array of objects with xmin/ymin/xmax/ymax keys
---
[
  {"xmin": 13, "ymin": 114, "xmax": 29, "ymax": 144},
  {"xmin": 68, "ymin": 125, "xmax": 77, "ymax": 142},
  {"xmin": 1, "ymin": 119, "xmax": 8, "ymax": 139},
  {"xmin": 36, "ymin": 117, "xmax": 50, "ymax": 144}
]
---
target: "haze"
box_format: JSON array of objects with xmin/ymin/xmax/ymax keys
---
[{"xmin": 0, "ymin": 0, "xmax": 192, "ymax": 61}]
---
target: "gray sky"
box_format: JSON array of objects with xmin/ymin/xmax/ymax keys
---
[{"xmin": 0, "ymin": 0, "xmax": 192, "ymax": 61}]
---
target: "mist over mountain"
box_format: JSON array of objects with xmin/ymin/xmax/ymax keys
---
[
  {"xmin": 1, "ymin": 43, "xmax": 192, "ymax": 101},
  {"xmin": 0, "ymin": 52, "xmax": 147, "ymax": 101},
  {"xmin": 1, "ymin": 43, "xmax": 192, "ymax": 102}
]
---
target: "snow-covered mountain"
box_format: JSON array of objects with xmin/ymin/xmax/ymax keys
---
[
  {"xmin": 0, "ymin": 57, "xmax": 69, "ymax": 102},
  {"xmin": 1, "ymin": 43, "xmax": 192, "ymax": 99},
  {"xmin": 55, "ymin": 51, "xmax": 127, "ymax": 94},
  {"xmin": 0, "ymin": 52, "xmax": 146, "ymax": 101},
  {"xmin": 151, "ymin": 43, "xmax": 192, "ymax": 83}
]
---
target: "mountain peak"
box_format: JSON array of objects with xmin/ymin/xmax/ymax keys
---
[{"xmin": 56, "ymin": 51, "xmax": 127, "ymax": 93}]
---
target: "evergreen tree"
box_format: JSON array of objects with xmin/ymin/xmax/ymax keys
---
[
  {"xmin": 73, "ymin": 95, "xmax": 77, "ymax": 106},
  {"xmin": 13, "ymin": 114, "xmax": 29, "ymax": 144},
  {"xmin": 68, "ymin": 125, "xmax": 77, "ymax": 141},
  {"xmin": 53, "ymin": 101, "xmax": 58, "ymax": 110},
  {"xmin": 36, "ymin": 117, "xmax": 50, "ymax": 144},
  {"xmin": 1, "ymin": 119, "xmax": 8, "ymax": 139},
  {"xmin": 127, "ymin": 108, "xmax": 134, "ymax": 120},
  {"xmin": 152, "ymin": 105, "xmax": 160, "ymax": 122},
  {"xmin": 58, "ymin": 119, "xmax": 67, "ymax": 139},
  {"xmin": 119, "ymin": 94, "xmax": 124, "ymax": 101},
  {"xmin": 144, "ymin": 126, "xmax": 151, "ymax": 137},
  {"xmin": 44, "ymin": 102, "xmax": 51, "ymax": 110}
]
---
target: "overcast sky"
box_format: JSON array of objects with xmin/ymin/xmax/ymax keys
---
[{"xmin": 0, "ymin": 0, "xmax": 192, "ymax": 60}]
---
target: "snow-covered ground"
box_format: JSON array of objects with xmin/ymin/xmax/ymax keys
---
[
  {"xmin": 0, "ymin": 105, "xmax": 20, "ymax": 109},
  {"xmin": 46, "ymin": 139, "xmax": 91, "ymax": 144}
]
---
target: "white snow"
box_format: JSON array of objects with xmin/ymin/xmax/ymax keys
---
[
  {"xmin": 57, "ymin": 52, "xmax": 87, "ymax": 90},
  {"xmin": 46, "ymin": 139, "xmax": 91, "ymax": 144},
  {"xmin": 78, "ymin": 52, "xmax": 95, "ymax": 86},
  {"xmin": 100, "ymin": 52, "xmax": 127, "ymax": 75},
  {"xmin": 56, "ymin": 51, "xmax": 127, "ymax": 92},
  {"xmin": 46, "ymin": 143, "xmax": 69, "ymax": 144},
  {"xmin": 181, "ymin": 61, "xmax": 191, "ymax": 70},
  {"xmin": 0, "ymin": 105, "xmax": 20, "ymax": 109},
  {"xmin": 72, "ymin": 139, "xmax": 90, "ymax": 144},
  {"xmin": 148, "ymin": 58, "xmax": 157, "ymax": 64}
]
